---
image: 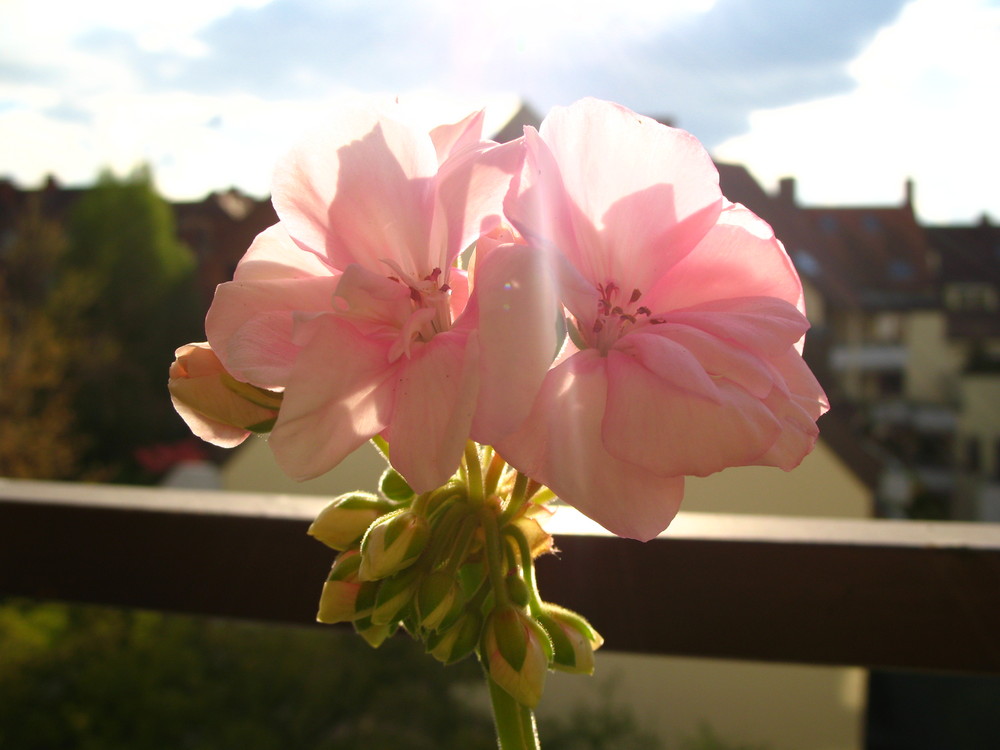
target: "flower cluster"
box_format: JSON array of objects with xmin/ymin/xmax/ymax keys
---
[
  {"xmin": 307, "ymin": 449, "xmax": 602, "ymax": 709},
  {"xmin": 171, "ymin": 96, "xmax": 827, "ymax": 542},
  {"xmin": 170, "ymin": 96, "xmax": 828, "ymax": 745}
]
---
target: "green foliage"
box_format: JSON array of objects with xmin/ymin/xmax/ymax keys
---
[
  {"xmin": 60, "ymin": 166, "xmax": 205, "ymax": 478},
  {"xmin": 0, "ymin": 200, "xmax": 91, "ymax": 478}
]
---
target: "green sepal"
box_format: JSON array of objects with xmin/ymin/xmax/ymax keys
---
[
  {"xmin": 245, "ymin": 417, "xmax": 277, "ymax": 433},
  {"xmin": 371, "ymin": 568, "xmax": 419, "ymax": 626},
  {"xmin": 380, "ymin": 467, "xmax": 415, "ymax": 501},
  {"xmin": 219, "ymin": 373, "xmax": 283, "ymax": 410}
]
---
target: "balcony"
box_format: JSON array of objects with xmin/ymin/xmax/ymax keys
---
[{"xmin": 2, "ymin": 477, "xmax": 999, "ymax": 674}]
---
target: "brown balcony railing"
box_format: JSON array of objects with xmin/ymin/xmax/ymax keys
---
[{"xmin": 2, "ymin": 477, "xmax": 999, "ymax": 674}]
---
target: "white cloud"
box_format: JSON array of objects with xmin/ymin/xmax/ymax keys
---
[{"xmin": 713, "ymin": 0, "xmax": 1000, "ymax": 223}]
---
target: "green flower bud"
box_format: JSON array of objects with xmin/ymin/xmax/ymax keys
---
[
  {"xmin": 350, "ymin": 576, "xmax": 395, "ymax": 647},
  {"xmin": 427, "ymin": 612, "xmax": 482, "ymax": 665},
  {"xmin": 537, "ymin": 603, "xmax": 604, "ymax": 675},
  {"xmin": 309, "ymin": 492, "xmax": 389, "ymax": 551},
  {"xmin": 359, "ymin": 509, "xmax": 430, "ymax": 581},
  {"xmin": 482, "ymin": 606, "xmax": 551, "ymax": 709},
  {"xmin": 416, "ymin": 570, "xmax": 465, "ymax": 632},
  {"xmin": 505, "ymin": 572, "xmax": 531, "ymax": 609},
  {"xmin": 371, "ymin": 568, "xmax": 420, "ymax": 626}
]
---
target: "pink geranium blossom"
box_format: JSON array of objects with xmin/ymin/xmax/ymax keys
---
[
  {"xmin": 498, "ymin": 98, "xmax": 829, "ymax": 541},
  {"xmin": 206, "ymin": 102, "xmax": 555, "ymax": 492}
]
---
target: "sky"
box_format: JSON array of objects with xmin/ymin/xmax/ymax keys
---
[{"xmin": 1, "ymin": 0, "xmax": 997, "ymax": 224}]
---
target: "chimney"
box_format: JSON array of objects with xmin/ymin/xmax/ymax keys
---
[{"xmin": 777, "ymin": 177, "xmax": 796, "ymax": 206}]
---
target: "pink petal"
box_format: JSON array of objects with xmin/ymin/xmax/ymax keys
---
[
  {"xmin": 497, "ymin": 352, "xmax": 685, "ymax": 541},
  {"xmin": 384, "ymin": 331, "xmax": 479, "ymax": 492},
  {"xmin": 663, "ymin": 297, "xmax": 810, "ymax": 358},
  {"xmin": 429, "ymin": 110, "xmax": 486, "ymax": 163},
  {"xmin": 527, "ymin": 98, "xmax": 723, "ymax": 291},
  {"xmin": 626, "ymin": 325, "xmax": 778, "ymax": 400},
  {"xmin": 602, "ymin": 349, "xmax": 782, "ymax": 478},
  {"xmin": 233, "ymin": 223, "xmax": 336, "ymax": 282},
  {"xmin": 504, "ymin": 128, "xmax": 606, "ymax": 284},
  {"xmin": 269, "ymin": 314, "xmax": 398, "ymax": 480},
  {"xmin": 271, "ymin": 104, "xmax": 439, "ymax": 275},
  {"xmin": 433, "ymin": 138, "xmax": 525, "ymax": 269},
  {"xmin": 206, "ymin": 275, "xmax": 338, "ymax": 388},
  {"xmin": 644, "ymin": 203, "xmax": 804, "ymax": 313},
  {"xmin": 465, "ymin": 243, "xmax": 559, "ymax": 442}
]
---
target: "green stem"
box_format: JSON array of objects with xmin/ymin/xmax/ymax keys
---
[
  {"xmin": 464, "ymin": 441, "xmax": 485, "ymax": 505},
  {"xmin": 480, "ymin": 505, "xmax": 511, "ymax": 607},
  {"xmin": 486, "ymin": 671, "xmax": 541, "ymax": 750},
  {"xmin": 500, "ymin": 471, "xmax": 530, "ymax": 525}
]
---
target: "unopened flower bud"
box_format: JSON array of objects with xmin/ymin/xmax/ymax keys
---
[
  {"xmin": 416, "ymin": 570, "xmax": 465, "ymax": 632},
  {"xmin": 428, "ymin": 611, "xmax": 482, "ymax": 665},
  {"xmin": 316, "ymin": 550, "xmax": 363, "ymax": 624},
  {"xmin": 309, "ymin": 492, "xmax": 390, "ymax": 551},
  {"xmin": 350, "ymin": 575, "xmax": 396, "ymax": 647},
  {"xmin": 359, "ymin": 510, "xmax": 430, "ymax": 581},
  {"xmin": 537, "ymin": 603, "xmax": 604, "ymax": 674},
  {"xmin": 482, "ymin": 606, "xmax": 552, "ymax": 709},
  {"xmin": 505, "ymin": 572, "xmax": 531, "ymax": 609},
  {"xmin": 168, "ymin": 342, "xmax": 281, "ymax": 447},
  {"xmin": 371, "ymin": 568, "xmax": 420, "ymax": 626}
]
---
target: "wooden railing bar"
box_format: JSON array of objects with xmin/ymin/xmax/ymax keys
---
[{"xmin": 2, "ymin": 479, "xmax": 999, "ymax": 674}]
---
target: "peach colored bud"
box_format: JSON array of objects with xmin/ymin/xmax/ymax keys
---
[
  {"xmin": 309, "ymin": 493, "xmax": 389, "ymax": 551},
  {"xmin": 416, "ymin": 571, "xmax": 465, "ymax": 632},
  {"xmin": 428, "ymin": 612, "xmax": 482, "ymax": 665},
  {"xmin": 537, "ymin": 603, "xmax": 604, "ymax": 675},
  {"xmin": 482, "ymin": 606, "xmax": 551, "ymax": 709},
  {"xmin": 316, "ymin": 551, "xmax": 363, "ymax": 624},
  {"xmin": 168, "ymin": 342, "xmax": 280, "ymax": 448},
  {"xmin": 359, "ymin": 510, "xmax": 430, "ymax": 581}
]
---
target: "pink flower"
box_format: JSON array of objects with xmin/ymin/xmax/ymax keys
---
[
  {"xmin": 498, "ymin": 98, "xmax": 829, "ymax": 541},
  {"xmin": 168, "ymin": 342, "xmax": 280, "ymax": 448},
  {"xmin": 206, "ymin": 102, "xmax": 555, "ymax": 491}
]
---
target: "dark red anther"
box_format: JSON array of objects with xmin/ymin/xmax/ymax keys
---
[
  {"xmin": 611, "ymin": 306, "xmax": 623, "ymax": 316},
  {"xmin": 425, "ymin": 268, "xmax": 442, "ymax": 282},
  {"xmin": 637, "ymin": 306, "xmax": 651, "ymax": 316},
  {"xmin": 620, "ymin": 313, "xmax": 636, "ymax": 324},
  {"xmin": 439, "ymin": 284, "xmax": 450, "ymax": 293},
  {"xmin": 629, "ymin": 288, "xmax": 642, "ymax": 303},
  {"xmin": 593, "ymin": 319, "xmax": 604, "ymax": 333},
  {"xmin": 410, "ymin": 287, "xmax": 422, "ymax": 303}
]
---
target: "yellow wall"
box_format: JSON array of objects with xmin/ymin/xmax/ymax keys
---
[
  {"xmin": 683, "ymin": 439, "xmax": 871, "ymax": 518},
  {"xmin": 959, "ymin": 375, "xmax": 1000, "ymax": 478},
  {"xmin": 904, "ymin": 310, "xmax": 964, "ymax": 403}
]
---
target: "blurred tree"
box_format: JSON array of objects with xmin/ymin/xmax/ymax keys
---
[
  {"xmin": 62, "ymin": 166, "xmax": 205, "ymax": 480},
  {"xmin": 0, "ymin": 199, "xmax": 91, "ymax": 478}
]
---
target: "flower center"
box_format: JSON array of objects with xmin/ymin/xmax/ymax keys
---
[
  {"xmin": 573, "ymin": 282, "xmax": 664, "ymax": 355},
  {"xmin": 382, "ymin": 260, "xmax": 454, "ymax": 362}
]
